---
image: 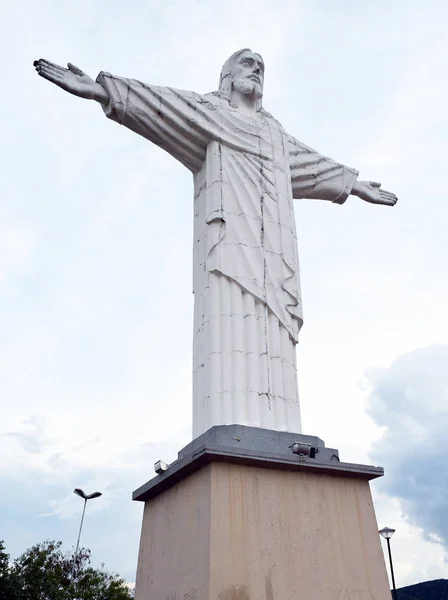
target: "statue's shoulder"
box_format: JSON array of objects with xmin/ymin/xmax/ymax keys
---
[
  {"xmin": 200, "ymin": 91, "xmax": 232, "ymax": 111},
  {"xmin": 259, "ymin": 107, "xmax": 285, "ymax": 129},
  {"xmin": 200, "ymin": 93, "xmax": 283, "ymax": 120},
  {"xmin": 158, "ymin": 88, "xmax": 224, "ymax": 112}
]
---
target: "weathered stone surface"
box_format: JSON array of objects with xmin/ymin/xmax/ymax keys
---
[
  {"xmin": 134, "ymin": 460, "xmax": 390, "ymax": 600},
  {"xmin": 34, "ymin": 50, "xmax": 398, "ymax": 439}
]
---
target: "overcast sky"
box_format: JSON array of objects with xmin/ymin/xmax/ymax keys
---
[{"xmin": 1, "ymin": 0, "xmax": 448, "ymax": 589}]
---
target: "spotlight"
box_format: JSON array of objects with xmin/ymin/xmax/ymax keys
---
[
  {"xmin": 289, "ymin": 442, "xmax": 317, "ymax": 458},
  {"xmin": 154, "ymin": 460, "xmax": 169, "ymax": 475}
]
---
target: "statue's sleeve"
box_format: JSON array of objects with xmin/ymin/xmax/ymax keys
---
[
  {"xmin": 288, "ymin": 134, "xmax": 358, "ymax": 204},
  {"xmin": 96, "ymin": 72, "xmax": 214, "ymax": 172}
]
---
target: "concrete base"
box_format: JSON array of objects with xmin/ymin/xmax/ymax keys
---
[{"xmin": 133, "ymin": 426, "xmax": 390, "ymax": 600}]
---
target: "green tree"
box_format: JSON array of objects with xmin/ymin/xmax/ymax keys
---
[
  {"xmin": 0, "ymin": 540, "xmax": 19, "ymax": 600},
  {"xmin": 0, "ymin": 541, "xmax": 8, "ymax": 576},
  {"xmin": 0, "ymin": 540, "xmax": 133, "ymax": 600}
]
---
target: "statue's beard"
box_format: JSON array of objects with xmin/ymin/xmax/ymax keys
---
[{"xmin": 233, "ymin": 78, "xmax": 263, "ymax": 100}]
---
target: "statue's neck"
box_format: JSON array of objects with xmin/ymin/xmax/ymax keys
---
[{"xmin": 229, "ymin": 89, "xmax": 260, "ymax": 114}]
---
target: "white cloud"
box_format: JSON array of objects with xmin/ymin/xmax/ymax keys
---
[
  {"xmin": 372, "ymin": 491, "xmax": 447, "ymax": 587},
  {"xmin": 367, "ymin": 346, "xmax": 448, "ymax": 583},
  {"xmin": 0, "ymin": 223, "xmax": 39, "ymax": 285},
  {"xmin": 1, "ymin": 0, "xmax": 447, "ymax": 588}
]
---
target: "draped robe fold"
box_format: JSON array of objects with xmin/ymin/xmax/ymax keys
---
[{"xmin": 97, "ymin": 72, "xmax": 358, "ymax": 437}]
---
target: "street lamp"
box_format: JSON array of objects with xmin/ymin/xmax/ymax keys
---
[
  {"xmin": 70, "ymin": 488, "xmax": 102, "ymax": 580},
  {"xmin": 379, "ymin": 526, "xmax": 397, "ymax": 600}
]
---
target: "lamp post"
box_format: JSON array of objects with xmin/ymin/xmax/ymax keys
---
[
  {"xmin": 70, "ymin": 488, "xmax": 102, "ymax": 581},
  {"xmin": 379, "ymin": 526, "xmax": 397, "ymax": 600}
]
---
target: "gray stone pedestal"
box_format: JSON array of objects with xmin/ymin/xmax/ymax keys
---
[{"xmin": 133, "ymin": 426, "xmax": 391, "ymax": 600}]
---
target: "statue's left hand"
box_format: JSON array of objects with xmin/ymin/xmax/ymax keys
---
[{"xmin": 352, "ymin": 180, "xmax": 398, "ymax": 206}]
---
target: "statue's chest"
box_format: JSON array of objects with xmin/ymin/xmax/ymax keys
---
[
  {"xmin": 223, "ymin": 109, "xmax": 288, "ymax": 167},
  {"xmin": 199, "ymin": 108, "xmax": 292, "ymax": 211}
]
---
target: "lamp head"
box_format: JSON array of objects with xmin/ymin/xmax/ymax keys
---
[
  {"xmin": 379, "ymin": 526, "xmax": 396, "ymax": 540},
  {"xmin": 73, "ymin": 488, "xmax": 102, "ymax": 500},
  {"xmin": 86, "ymin": 491, "xmax": 102, "ymax": 499}
]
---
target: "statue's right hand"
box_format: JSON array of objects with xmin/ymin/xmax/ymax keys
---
[{"xmin": 33, "ymin": 59, "xmax": 99, "ymax": 100}]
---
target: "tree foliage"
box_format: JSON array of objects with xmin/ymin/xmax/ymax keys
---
[
  {"xmin": 0, "ymin": 540, "xmax": 17, "ymax": 600},
  {"xmin": 0, "ymin": 540, "xmax": 133, "ymax": 600}
]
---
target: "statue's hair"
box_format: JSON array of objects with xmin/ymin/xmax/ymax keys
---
[
  {"xmin": 219, "ymin": 48, "xmax": 252, "ymax": 96},
  {"xmin": 219, "ymin": 48, "xmax": 264, "ymax": 99}
]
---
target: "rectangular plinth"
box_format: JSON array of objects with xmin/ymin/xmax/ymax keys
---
[
  {"xmin": 134, "ymin": 458, "xmax": 390, "ymax": 599},
  {"xmin": 133, "ymin": 425, "xmax": 383, "ymax": 504}
]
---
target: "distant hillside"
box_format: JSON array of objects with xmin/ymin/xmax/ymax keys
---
[{"xmin": 397, "ymin": 579, "xmax": 448, "ymax": 600}]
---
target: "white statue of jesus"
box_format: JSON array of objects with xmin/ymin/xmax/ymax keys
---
[{"xmin": 34, "ymin": 50, "xmax": 397, "ymax": 439}]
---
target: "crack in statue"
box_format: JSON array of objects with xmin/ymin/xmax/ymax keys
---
[{"xmin": 34, "ymin": 49, "xmax": 397, "ymax": 438}]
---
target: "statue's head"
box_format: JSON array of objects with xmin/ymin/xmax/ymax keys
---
[{"xmin": 219, "ymin": 49, "xmax": 264, "ymax": 106}]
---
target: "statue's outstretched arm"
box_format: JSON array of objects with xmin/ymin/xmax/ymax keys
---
[
  {"xmin": 351, "ymin": 180, "xmax": 398, "ymax": 206},
  {"xmin": 288, "ymin": 133, "xmax": 398, "ymax": 207},
  {"xmin": 33, "ymin": 59, "xmax": 108, "ymax": 104}
]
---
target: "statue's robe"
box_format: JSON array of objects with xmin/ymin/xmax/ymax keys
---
[{"xmin": 97, "ymin": 73, "xmax": 358, "ymax": 437}]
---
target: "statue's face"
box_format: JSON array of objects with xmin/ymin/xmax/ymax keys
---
[{"xmin": 231, "ymin": 51, "xmax": 264, "ymax": 99}]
